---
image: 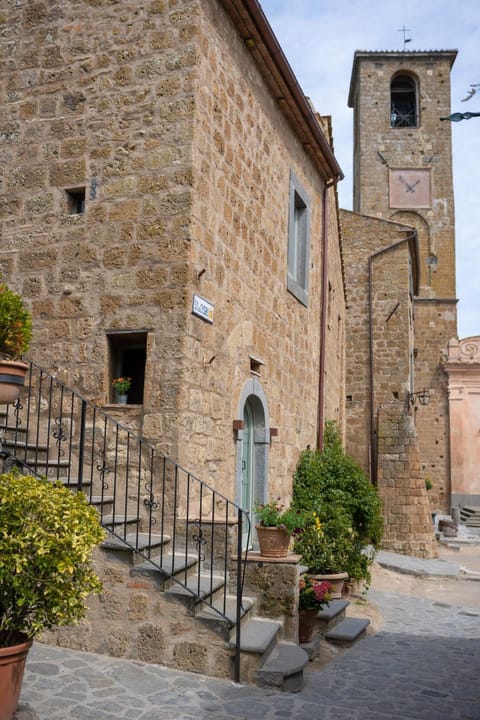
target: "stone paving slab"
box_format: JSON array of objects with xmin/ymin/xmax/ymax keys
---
[
  {"xmin": 19, "ymin": 587, "xmax": 480, "ymax": 720},
  {"xmin": 376, "ymin": 550, "xmax": 461, "ymax": 577}
]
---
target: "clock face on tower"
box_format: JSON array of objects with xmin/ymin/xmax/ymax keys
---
[{"xmin": 389, "ymin": 168, "xmax": 432, "ymax": 209}]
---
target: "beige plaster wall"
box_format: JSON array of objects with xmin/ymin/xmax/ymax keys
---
[{"xmin": 445, "ymin": 337, "xmax": 480, "ymax": 507}]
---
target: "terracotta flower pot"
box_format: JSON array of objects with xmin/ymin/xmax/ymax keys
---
[
  {"xmin": 256, "ymin": 526, "xmax": 291, "ymax": 558},
  {"xmin": 0, "ymin": 637, "xmax": 33, "ymax": 720},
  {"xmin": 0, "ymin": 360, "xmax": 29, "ymax": 405},
  {"xmin": 298, "ymin": 608, "xmax": 318, "ymax": 643},
  {"xmin": 308, "ymin": 571, "xmax": 348, "ymax": 599}
]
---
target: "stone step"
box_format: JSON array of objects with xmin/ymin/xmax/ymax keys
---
[
  {"xmin": 196, "ymin": 594, "xmax": 254, "ymax": 627},
  {"xmin": 57, "ymin": 477, "xmax": 93, "ymax": 489},
  {"xmin": 134, "ymin": 552, "xmax": 198, "ymax": 577},
  {"xmin": 89, "ymin": 495, "xmax": 114, "ymax": 508},
  {"xmin": 102, "ymin": 514, "xmax": 139, "ymax": 529},
  {"xmin": 255, "ymin": 641, "xmax": 309, "ymax": 693},
  {"xmin": 316, "ymin": 599, "xmax": 349, "ymax": 632},
  {"xmin": 0, "ymin": 438, "xmax": 49, "ymax": 453},
  {"xmin": 229, "ymin": 617, "xmax": 281, "ymax": 655},
  {"xmin": 165, "ymin": 573, "xmax": 226, "ymax": 603},
  {"xmin": 102, "ymin": 532, "xmax": 170, "ymax": 564},
  {"xmin": 28, "ymin": 459, "xmax": 72, "ymax": 471},
  {"xmin": 461, "ymin": 506, "xmax": 480, "ymax": 515},
  {"xmin": 0, "ymin": 422, "xmax": 27, "ymax": 434},
  {"xmin": 325, "ymin": 617, "xmax": 370, "ymax": 646}
]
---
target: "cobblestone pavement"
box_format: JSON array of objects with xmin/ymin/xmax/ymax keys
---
[{"xmin": 19, "ymin": 581, "xmax": 480, "ymax": 720}]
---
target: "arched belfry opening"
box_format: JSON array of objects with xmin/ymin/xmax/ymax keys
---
[{"xmin": 390, "ymin": 74, "xmax": 418, "ymax": 127}]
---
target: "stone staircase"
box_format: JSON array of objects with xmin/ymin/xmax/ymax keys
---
[
  {"xmin": 0, "ymin": 405, "xmax": 311, "ymax": 691},
  {"xmin": 1, "ymin": 399, "xmax": 371, "ymax": 692},
  {"xmin": 300, "ymin": 598, "xmax": 370, "ymax": 661},
  {"xmin": 96, "ymin": 523, "xmax": 312, "ymax": 690},
  {"xmin": 460, "ymin": 506, "xmax": 480, "ymax": 528}
]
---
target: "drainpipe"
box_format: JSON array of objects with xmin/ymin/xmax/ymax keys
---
[
  {"xmin": 317, "ymin": 179, "xmax": 338, "ymax": 451},
  {"xmin": 367, "ymin": 232, "xmax": 418, "ymax": 484}
]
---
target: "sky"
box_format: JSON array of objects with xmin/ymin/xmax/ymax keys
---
[{"xmin": 259, "ymin": 0, "xmax": 480, "ymax": 339}]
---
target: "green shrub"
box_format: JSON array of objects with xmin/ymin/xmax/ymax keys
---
[
  {"xmin": 292, "ymin": 421, "xmax": 383, "ymax": 584},
  {"xmin": 0, "ymin": 282, "xmax": 32, "ymax": 358},
  {"xmin": 294, "ymin": 506, "xmax": 353, "ymax": 574},
  {"xmin": 0, "ymin": 471, "xmax": 105, "ymax": 646}
]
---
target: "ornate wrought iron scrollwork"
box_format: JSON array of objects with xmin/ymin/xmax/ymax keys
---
[
  {"xmin": 12, "ymin": 397, "xmax": 23, "ymax": 422},
  {"xmin": 52, "ymin": 417, "xmax": 67, "ymax": 456},
  {"xmin": 191, "ymin": 521, "xmax": 207, "ymax": 562},
  {"xmin": 96, "ymin": 449, "xmax": 111, "ymax": 490},
  {"xmin": 143, "ymin": 481, "xmax": 158, "ymax": 524}
]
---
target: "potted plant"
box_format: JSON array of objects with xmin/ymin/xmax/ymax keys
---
[
  {"xmin": 292, "ymin": 422, "xmax": 383, "ymax": 593},
  {"xmin": 254, "ymin": 499, "xmax": 305, "ymax": 558},
  {"xmin": 298, "ymin": 574, "xmax": 331, "ymax": 643},
  {"xmin": 0, "ymin": 282, "xmax": 32, "ymax": 405},
  {"xmin": 0, "ymin": 471, "xmax": 105, "ymax": 720},
  {"xmin": 111, "ymin": 376, "xmax": 132, "ymax": 403},
  {"xmin": 293, "ymin": 507, "xmax": 351, "ymax": 598}
]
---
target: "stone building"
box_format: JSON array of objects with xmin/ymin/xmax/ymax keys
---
[
  {"xmin": 0, "ymin": 1, "xmax": 345, "ymax": 530},
  {"xmin": 343, "ymin": 50, "xmax": 458, "ymax": 554}
]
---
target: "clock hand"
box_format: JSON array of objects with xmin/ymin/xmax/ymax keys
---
[
  {"xmin": 398, "ymin": 175, "xmax": 419, "ymax": 192},
  {"xmin": 398, "ymin": 175, "xmax": 412, "ymax": 190}
]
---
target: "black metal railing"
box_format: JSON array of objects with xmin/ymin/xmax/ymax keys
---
[{"xmin": 0, "ymin": 360, "xmax": 250, "ymax": 682}]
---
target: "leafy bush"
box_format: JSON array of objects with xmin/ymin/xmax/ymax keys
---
[
  {"xmin": 0, "ymin": 282, "xmax": 32, "ymax": 358},
  {"xmin": 294, "ymin": 506, "xmax": 354, "ymax": 574},
  {"xmin": 0, "ymin": 471, "xmax": 105, "ymax": 646},
  {"xmin": 292, "ymin": 421, "xmax": 383, "ymax": 584}
]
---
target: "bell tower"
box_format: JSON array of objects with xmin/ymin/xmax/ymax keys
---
[{"xmin": 348, "ymin": 50, "xmax": 458, "ymax": 511}]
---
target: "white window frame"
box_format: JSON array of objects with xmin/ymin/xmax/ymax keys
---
[{"xmin": 287, "ymin": 171, "xmax": 310, "ymax": 306}]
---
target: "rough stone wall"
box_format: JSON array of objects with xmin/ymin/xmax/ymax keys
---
[
  {"xmin": 351, "ymin": 53, "xmax": 456, "ymax": 302},
  {"xmin": 0, "ymin": 0, "xmax": 200, "ymax": 458},
  {"xmin": 321, "ymin": 120, "xmax": 346, "ymax": 437},
  {"xmin": 230, "ymin": 553, "xmax": 302, "ymax": 642},
  {"xmin": 412, "ymin": 299, "xmax": 456, "ymax": 512},
  {"xmin": 173, "ymin": 2, "xmax": 346, "ymax": 496},
  {"xmin": 377, "ymin": 403, "xmax": 438, "ymax": 558},
  {"xmin": 41, "ymin": 547, "xmax": 234, "ymax": 680},
  {"xmin": 340, "ymin": 210, "xmax": 414, "ymax": 473},
  {"xmin": 0, "ymin": 0, "xmax": 346, "ymax": 502},
  {"xmin": 349, "ymin": 52, "xmax": 457, "ymax": 511}
]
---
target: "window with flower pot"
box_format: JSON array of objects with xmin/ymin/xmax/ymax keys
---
[{"xmin": 107, "ymin": 331, "xmax": 147, "ymax": 404}]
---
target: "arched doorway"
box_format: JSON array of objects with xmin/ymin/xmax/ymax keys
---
[{"xmin": 235, "ymin": 379, "xmax": 270, "ymax": 549}]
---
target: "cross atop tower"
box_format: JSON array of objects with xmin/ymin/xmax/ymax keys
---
[{"xmin": 397, "ymin": 25, "xmax": 412, "ymax": 49}]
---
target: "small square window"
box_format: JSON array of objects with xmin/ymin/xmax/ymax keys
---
[{"xmin": 66, "ymin": 187, "xmax": 86, "ymax": 215}]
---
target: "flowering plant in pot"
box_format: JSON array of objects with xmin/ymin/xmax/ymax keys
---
[
  {"xmin": 293, "ymin": 507, "xmax": 353, "ymax": 597},
  {"xmin": 0, "ymin": 282, "xmax": 32, "ymax": 404},
  {"xmin": 112, "ymin": 376, "xmax": 132, "ymax": 395},
  {"xmin": 0, "ymin": 471, "xmax": 105, "ymax": 720},
  {"xmin": 298, "ymin": 574, "xmax": 331, "ymax": 643},
  {"xmin": 298, "ymin": 574, "xmax": 331, "ymax": 610},
  {"xmin": 254, "ymin": 499, "xmax": 305, "ymax": 558}
]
